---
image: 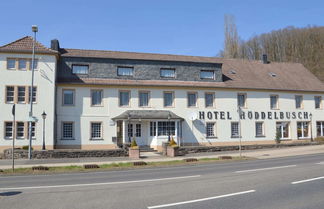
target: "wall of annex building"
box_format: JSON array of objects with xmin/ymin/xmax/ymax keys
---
[
  {"xmin": 55, "ymin": 85, "xmax": 324, "ymax": 148},
  {"xmin": 0, "ymin": 53, "xmax": 57, "ymax": 151}
]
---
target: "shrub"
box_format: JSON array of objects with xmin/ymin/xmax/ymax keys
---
[
  {"xmin": 275, "ymin": 131, "xmax": 281, "ymax": 144},
  {"xmin": 130, "ymin": 137, "xmax": 138, "ymax": 149},
  {"xmin": 22, "ymin": 146, "xmax": 33, "ymax": 150},
  {"xmin": 169, "ymin": 136, "xmax": 178, "ymax": 147},
  {"xmin": 314, "ymin": 137, "xmax": 324, "ymax": 144}
]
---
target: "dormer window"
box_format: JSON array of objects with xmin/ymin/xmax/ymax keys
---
[
  {"xmin": 117, "ymin": 66, "xmax": 133, "ymax": 76},
  {"xmin": 160, "ymin": 68, "xmax": 175, "ymax": 78},
  {"xmin": 72, "ymin": 65, "xmax": 89, "ymax": 74},
  {"xmin": 200, "ymin": 70, "xmax": 214, "ymax": 80}
]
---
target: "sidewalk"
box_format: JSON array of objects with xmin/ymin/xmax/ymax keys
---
[{"xmin": 0, "ymin": 145, "xmax": 324, "ymax": 169}]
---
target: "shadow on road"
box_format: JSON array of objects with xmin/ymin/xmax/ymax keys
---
[{"xmin": 0, "ymin": 191, "xmax": 22, "ymax": 196}]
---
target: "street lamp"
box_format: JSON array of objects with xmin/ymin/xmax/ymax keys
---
[
  {"xmin": 41, "ymin": 111, "xmax": 47, "ymax": 150},
  {"xmin": 310, "ymin": 113, "xmax": 313, "ymax": 142},
  {"xmin": 168, "ymin": 113, "xmax": 171, "ymax": 142},
  {"xmin": 28, "ymin": 25, "xmax": 38, "ymax": 159}
]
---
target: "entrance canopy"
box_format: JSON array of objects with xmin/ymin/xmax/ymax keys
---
[{"xmin": 112, "ymin": 110, "xmax": 183, "ymax": 120}]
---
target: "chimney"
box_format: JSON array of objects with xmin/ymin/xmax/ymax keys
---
[
  {"xmin": 262, "ymin": 54, "xmax": 268, "ymax": 64},
  {"xmin": 51, "ymin": 39, "xmax": 60, "ymax": 51}
]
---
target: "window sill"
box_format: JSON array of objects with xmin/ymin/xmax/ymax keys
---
[
  {"xmin": 61, "ymin": 138, "xmax": 75, "ymax": 140},
  {"xmin": 255, "ymin": 135, "xmax": 266, "ymax": 138},
  {"xmin": 90, "ymin": 138, "xmax": 104, "ymax": 141},
  {"xmin": 231, "ymin": 136, "xmax": 241, "ymax": 138},
  {"xmin": 206, "ymin": 137, "xmax": 217, "ymax": 139}
]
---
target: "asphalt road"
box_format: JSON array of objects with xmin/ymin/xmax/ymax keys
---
[{"xmin": 0, "ymin": 154, "xmax": 323, "ymax": 209}]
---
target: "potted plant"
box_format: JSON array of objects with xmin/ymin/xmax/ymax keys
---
[
  {"xmin": 167, "ymin": 136, "xmax": 179, "ymax": 157},
  {"xmin": 129, "ymin": 137, "xmax": 140, "ymax": 159}
]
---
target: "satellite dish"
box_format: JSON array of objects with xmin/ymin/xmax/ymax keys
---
[{"xmin": 188, "ymin": 112, "xmax": 198, "ymax": 121}]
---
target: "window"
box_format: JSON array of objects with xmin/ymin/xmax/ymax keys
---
[
  {"xmin": 295, "ymin": 95, "xmax": 303, "ymax": 109},
  {"xmin": 270, "ymin": 95, "xmax": 278, "ymax": 109},
  {"xmin": 5, "ymin": 122, "xmax": 13, "ymax": 138},
  {"xmin": 119, "ymin": 91, "xmax": 130, "ymax": 107},
  {"xmin": 62, "ymin": 122, "xmax": 74, "ymax": 139},
  {"xmin": 117, "ymin": 67, "xmax": 133, "ymax": 76},
  {"xmin": 164, "ymin": 92, "xmax": 174, "ymax": 107},
  {"xmin": 7, "ymin": 58, "xmax": 16, "ymax": 69},
  {"xmin": 139, "ymin": 91, "xmax": 149, "ymax": 107},
  {"xmin": 91, "ymin": 122, "xmax": 102, "ymax": 139},
  {"xmin": 91, "ymin": 90, "xmax": 103, "ymax": 106},
  {"xmin": 255, "ymin": 122, "xmax": 264, "ymax": 137},
  {"xmin": 27, "ymin": 122, "xmax": 36, "ymax": 138},
  {"xmin": 28, "ymin": 87, "xmax": 37, "ymax": 103},
  {"xmin": 316, "ymin": 121, "xmax": 324, "ymax": 137},
  {"xmin": 206, "ymin": 122, "xmax": 216, "ymax": 137},
  {"xmin": 18, "ymin": 59, "xmax": 27, "ymax": 70},
  {"xmin": 17, "ymin": 86, "xmax": 26, "ymax": 103},
  {"xmin": 160, "ymin": 68, "xmax": 175, "ymax": 78},
  {"xmin": 237, "ymin": 93, "xmax": 246, "ymax": 108},
  {"xmin": 231, "ymin": 122, "xmax": 239, "ymax": 138},
  {"xmin": 297, "ymin": 122, "xmax": 309, "ymax": 138},
  {"xmin": 187, "ymin": 92, "xmax": 197, "ymax": 107},
  {"xmin": 16, "ymin": 122, "xmax": 25, "ymax": 139},
  {"xmin": 200, "ymin": 70, "xmax": 214, "ymax": 79},
  {"xmin": 63, "ymin": 89, "xmax": 74, "ymax": 105},
  {"xmin": 276, "ymin": 122, "xmax": 290, "ymax": 139},
  {"xmin": 315, "ymin": 96, "xmax": 322, "ymax": 109},
  {"xmin": 158, "ymin": 121, "xmax": 175, "ymax": 136},
  {"xmin": 6, "ymin": 86, "xmax": 15, "ymax": 103},
  {"xmin": 136, "ymin": 124, "xmax": 141, "ymax": 137},
  {"xmin": 205, "ymin": 93, "xmax": 214, "ymax": 108},
  {"xmin": 150, "ymin": 122, "xmax": 156, "ymax": 136},
  {"xmin": 128, "ymin": 124, "xmax": 133, "ymax": 137},
  {"xmin": 72, "ymin": 65, "xmax": 89, "ymax": 74}
]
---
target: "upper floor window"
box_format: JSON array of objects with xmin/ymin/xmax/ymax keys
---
[
  {"xmin": 7, "ymin": 58, "xmax": 16, "ymax": 69},
  {"xmin": 117, "ymin": 67, "xmax": 133, "ymax": 76},
  {"xmin": 187, "ymin": 92, "xmax": 197, "ymax": 107},
  {"xmin": 160, "ymin": 68, "xmax": 175, "ymax": 78},
  {"xmin": 7, "ymin": 58, "xmax": 38, "ymax": 70},
  {"xmin": 17, "ymin": 86, "xmax": 26, "ymax": 103},
  {"xmin": 205, "ymin": 92, "xmax": 215, "ymax": 108},
  {"xmin": 72, "ymin": 65, "xmax": 89, "ymax": 74},
  {"xmin": 28, "ymin": 87, "xmax": 37, "ymax": 103},
  {"xmin": 315, "ymin": 96, "xmax": 322, "ymax": 109},
  {"xmin": 6, "ymin": 86, "xmax": 15, "ymax": 103},
  {"xmin": 200, "ymin": 70, "xmax": 214, "ymax": 79},
  {"xmin": 18, "ymin": 59, "xmax": 27, "ymax": 70},
  {"xmin": 139, "ymin": 91, "xmax": 149, "ymax": 107},
  {"xmin": 237, "ymin": 93, "xmax": 246, "ymax": 108},
  {"xmin": 91, "ymin": 90, "xmax": 103, "ymax": 106},
  {"xmin": 270, "ymin": 95, "xmax": 279, "ymax": 109},
  {"xmin": 63, "ymin": 89, "xmax": 75, "ymax": 106},
  {"xmin": 5, "ymin": 86, "xmax": 36, "ymax": 104},
  {"xmin": 164, "ymin": 92, "xmax": 174, "ymax": 107},
  {"xmin": 295, "ymin": 95, "xmax": 303, "ymax": 109},
  {"xmin": 119, "ymin": 91, "xmax": 130, "ymax": 107}
]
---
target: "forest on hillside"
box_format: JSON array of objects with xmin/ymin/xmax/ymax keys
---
[{"xmin": 219, "ymin": 15, "xmax": 324, "ymax": 82}]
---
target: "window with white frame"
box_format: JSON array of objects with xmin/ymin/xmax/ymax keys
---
[
  {"xmin": 200, "ymin": 70, "xmax": 214, "ymax": 79},
  {"xmin": 28, "ymin": 87, "xmax": 37, "ymax": 103},
  {"xmin": 139, "ymin": 91, "xmax": 149, "ymax": 107},
  {"xmin": 18, "ymin": 59, "xmax": 27, "ymax": 70},
  {"xmin": 164, "ymin": 92, "xmax": 174, "ymax": 107},
  {"xmin": 17, "ymin": 86, "xmax": 26, "ymax": 103},
  {"xmin": 16, "ymin": 122, "xmax": 25, "ymax": 139},
  {"xmin": 158, "ymin": 121, "xmax": 175, "ymax": 136},
  {"xmin": 63, "ymin": 89, "xmax": 74, "ymax": 105},
  {"xmin": 315, "ymin": 96, "xmax": 322, "ymax": 109},
  {"xmin": 270, "ymin": 95, "xmax": 278, "ymax": 109},
  {"xmin": 205, "ymin": 93, "xmax": 214, "ymax": 107},
  {"xmin": 91, "ymin": 122, "xmax": 102, "ymax": 139},
  {"xmin": 237, "ymin": 93, "xmax": 246, "ymax": 108},
  {"xmin": 136, "ymin": 124, "xmax": 141, "ymax": 137},
  {"xmin": 206, "ymin": 122, "xmax": 216, "ymax": 137},
  {"xmin": 231, "ymin": 122, "xmax": 239, "ymax": 138},
  {"xmin": 91, "ymin": 90, "xmax": 103, "ymax": 106},
  {"xmin": 5, "ymin": 122, "xmax": 13, "ymax": 138},
  {"xmin": 187, "ymin": 92, "xmax": 197, "ymax": 107},
  {"xmin": 62, "ymin": 122, "xmax": 74, "ymax": 139},
  {"xmin": 6, "ymin": 86, "xmax": 15, "ymax": 103},
  {"xmin": 119, "ymin": 91, "xmax": 130, "ymax": 106},
  {"xmin": 297, "ymin": 121, "xmax": 309, "ymax": 138},
  {"xmin": 160, "ymin": 68, "xmax": 175, "ymax": 78},
  {"xmin": 255, "ymin": 122, "xmax": 264, "ymax": 137},
  {"xmin": 7, "ymin": 58, "xmax": 16, "ymax": 69},
  {"xmin": 128, "ymin": 124, "xmax": 133, "ymax": 137},
  {"xmin": 117, "ymin": 67, "xmax": 133, "ymax": 76},
  {"xmin": 150, "ymin": 122, "xmax": 156, "ymax": 136},
  {"xmin": 72, "ymin": 65, "xmax": 89, "ymax": 74},
  {"xmin": 295, "ymin": 95, "xmax": 303, "ymax": 109},
  {"xmin": 316, "ymin": 121, "xmax": 324, "ymax": 137},
  {"xmin": 276, "ymin": 122, "xmax": 290, "ymax": 139}
]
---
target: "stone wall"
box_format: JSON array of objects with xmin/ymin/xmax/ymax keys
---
[{"xmin": 3, "ymin": 149, "xmax": 128, "ymax": 159}]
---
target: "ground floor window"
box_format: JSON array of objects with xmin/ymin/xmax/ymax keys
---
[
  {"xmin": 5, "ymin": 122, "xmax": 13, "ymax": 138},
  {"xmin": 158, "ymin": 121, "xmax": 175, "ymax": 136},
  {"xmin": 297, "ymin": 121, "xmax": 310, "ymax": 138},
  {"xmin": 255, "ymin": 122, "xmax": 264, "ymax": 137},
  {"xmin": 16, "ymin": 122, "xmax": 25, "ymax": 139},
  {"xmin": 276, "ymin": 122, "xmax": 290, "ymax": 139},
  {"xmin": 317, "ymin": 121, "xmax": 324, "ymax": 137},
  {"xmin": 150, "ymin": 122, "xmax": 156, "ymax": 136},
  {"xmin": 62, "ymin": 122, "xmax": 74, "ymax": 139},
  {"xmin": 128, "ymin": 123, "xmax": 133, "ymax": 137},
  {"xmin": 91, "ymin": 122, "xmax": 102, "ymax": 139},
  {"xmin": 231, "ymin": 122, "xmax": 239, "ymax": 138},
  {"xmin": 136, "ymin": 124, "xmax": 141, "ymax": 137},
  {"xmin": 206, "ymin": 122, "xmax": 216, "ymax": 137}
]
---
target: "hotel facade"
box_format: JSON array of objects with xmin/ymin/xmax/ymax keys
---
[{"xmin": 1, "ymin": 36, "xmax": 324, "ymax": 151}]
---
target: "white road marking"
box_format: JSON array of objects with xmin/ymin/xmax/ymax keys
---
[
  {"xmin": 316, "ymin": 162, "xmax": 324, "ymax": 165},
  {"xmin": 0, "ymin": 175, "xmax": 200, "ymax": 191},
  {"xmin": 235, "ymin": 165, "xmax": 297, "ymax": 173},
  {"xmin": 147, "ymin": 190, "xmax": 256, "ymax": 209},
  {"xmin": 291, "ymin": 176, "xmax": 324, "ymax": 184}
]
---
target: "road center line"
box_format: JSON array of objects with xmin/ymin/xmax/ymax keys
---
[
  {"xmin": 0, "ymin": 175, "xmax": 200, "ymax": 191},
  {"xmin": 235, "ymin": 165, "xmax": 297, "ymax": 173},
  {"xmin": 291, "ymin": 176, "xmax": 324, "ymax": 185},
  {"xmin": 147, "ymin": 190, "xmax": 256, "ymax": 209}
]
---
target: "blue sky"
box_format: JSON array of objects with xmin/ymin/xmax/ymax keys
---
[{"xmin": 0, "ymin": 0, "xmax": 323, "ymax": 56}]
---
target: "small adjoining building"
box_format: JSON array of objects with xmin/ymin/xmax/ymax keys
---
[{"xmin": 1, "ymin": 36, "xmax": 324, "ymax": 152}]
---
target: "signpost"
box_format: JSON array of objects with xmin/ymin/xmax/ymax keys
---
[{"xmin": 12, "ymin": 104, "xmax": 16, "ymax": 172}]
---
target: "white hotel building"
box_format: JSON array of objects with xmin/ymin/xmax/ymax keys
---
[{"xmin": 0, "ymin": 36, "xmax": 324, "ymax": 151}]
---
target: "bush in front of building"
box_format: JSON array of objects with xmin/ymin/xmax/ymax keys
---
[
  {"xmin": 275, "ymin": 131, "xmax": 281, "ymax": 144},
  {"xmin": 130, "ymin": 137, "xmax": 138, "ymax": 149},
  {"xmin": 314, "ymin": 137, "xmax": 324, "ymax": 144},
  {"xmin": 169, "ymin": 136, "xmax": 178, "ymax": 147},
  {"xmin": 22, "ymin": 146, "xmax": 33, "ymax": 151}
]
